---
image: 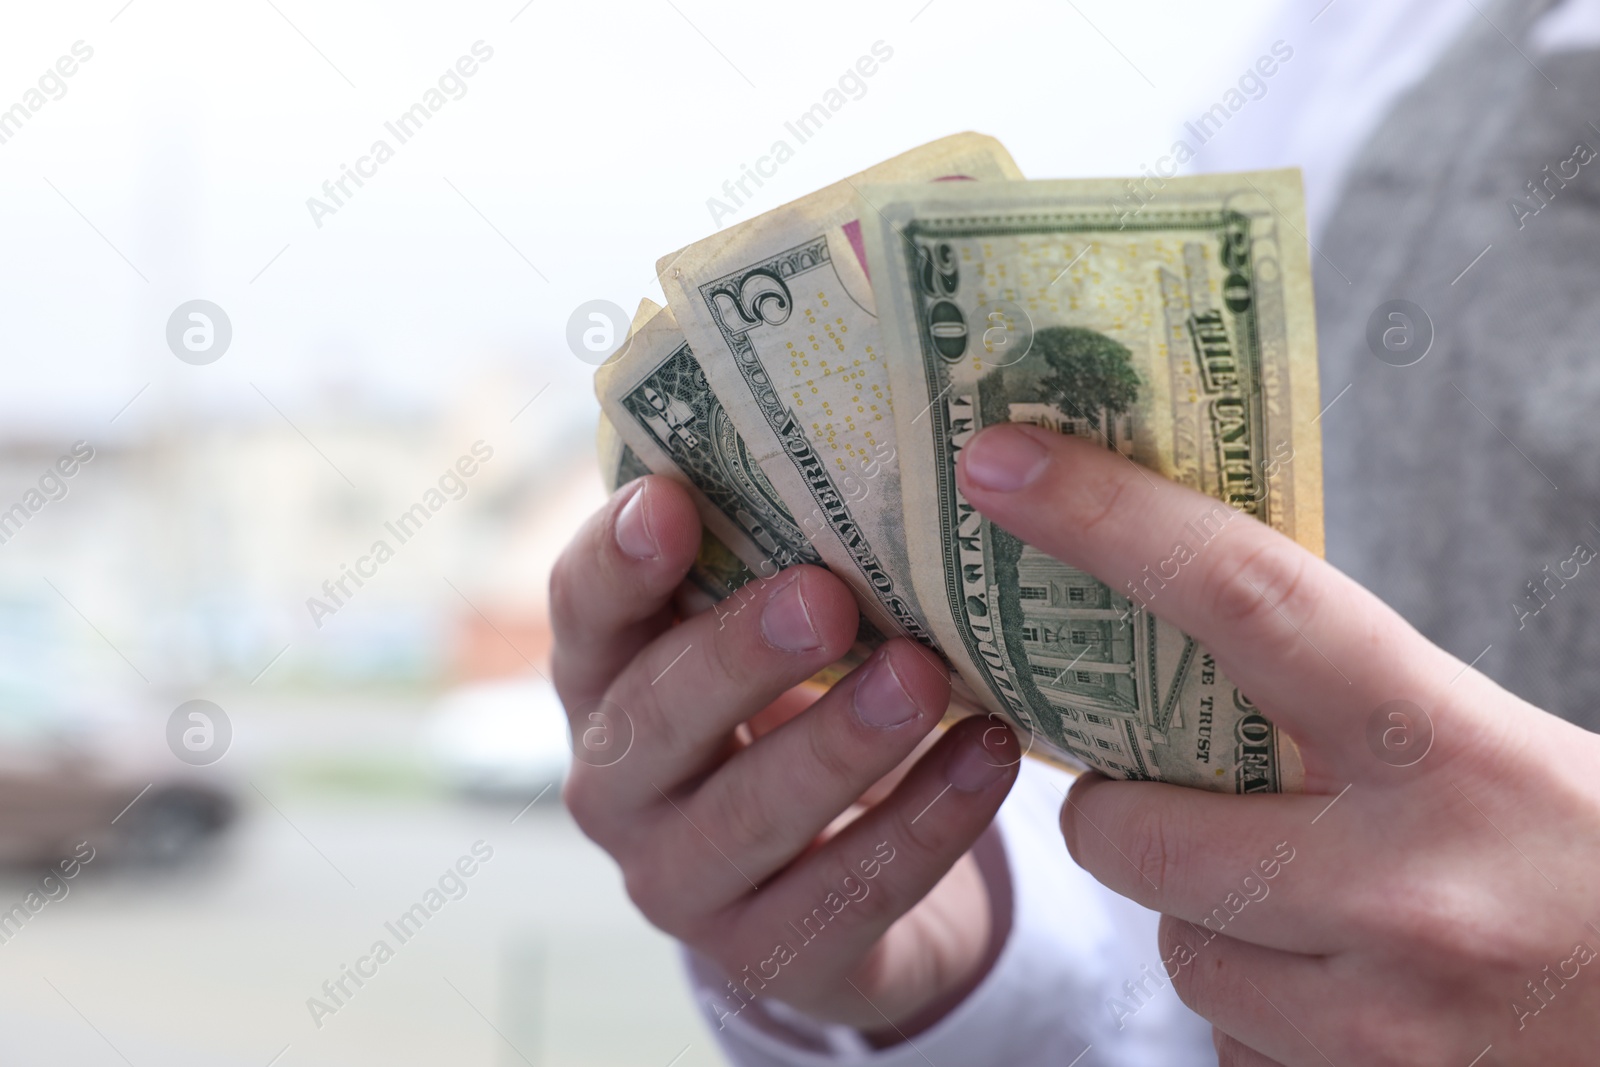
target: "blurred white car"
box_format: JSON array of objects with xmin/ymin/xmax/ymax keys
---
[{"xmin": 422, "ymin": 675, "xmax": 571, "ymax": 799}]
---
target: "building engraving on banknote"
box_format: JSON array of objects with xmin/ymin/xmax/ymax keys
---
[{"xmin": 695, "ymin": 235, "xmax": 934, "ymax": 647}]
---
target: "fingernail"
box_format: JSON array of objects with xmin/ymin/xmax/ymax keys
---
[
  {"xmin": 614, "ymin": 483, "xmax": 658, "ymax": 561},
  {"xmin": 762, "ymin": 574, "xmax": 821, "ymax": 652},
  {"xmin": 853, "ymin": 654, "xmax": 921, "ymax": 729},
  {"xmin": 962, "ymin": 426, "xmax": 1048, "ymax": 492},
  {"xmin": 947, "ymin": 725, "xmax": 1016, "ymax": 792}
]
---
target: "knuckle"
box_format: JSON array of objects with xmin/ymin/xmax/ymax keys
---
[
  {"xmin": 1342, "ymin": 1001, "xmax": 1423, "ymax": 1066},
  {"xmin": 547, "ymin": 551, "xmax": 584, "ymax": 638},
  {"xmin": 835, "ymin": 860, "xmax": 899, "ymax": 930},
  {"xmin": 1205, "ymin": 538, "xmax": 1317, "ymax": 645},
  {"xmin": 716, "ymin": 768, "xmax": 781, "ymax": 858},
  {"xmin": 635, "ymin": 689, "xmax": 686, "ymax": 761},
  {"xmin": 785, "ymin": 849, "xmax": 900, "ymax": 938},
  {"xmin": 803, "ymin": 713, "xmax": 860, "ymax": 789},
  {"xmin": 1062, "ymin": 463, "xmax": 1132, "ymax": 539},
  {"xmin": 561, "ymin": 766, "xmax": 636, "ymax": 854},
  {"xmin": 623, "ymin": 657, "xmax": 690, "ymax": 758},
  {"xmin": 1366, "ymin": 879, "xmax": 1524, "ymax": 967},
  {"xmin": 1123, "ymin": 804, "xmax": 1187, "ymax": 900},
  {"xmin": 1375, "ymin": 895, "xmax": 1461, "ymax": 959},
  {"xmin": 620, "ymin": 840, "xmax": 725, "ymax": 941},
  {"xmin": 886, "ymin": 794, "xmax": 946, "ymax": 858},
  {"xmin": 702, "ymin": 619, "xmax": 751, "ymax": 688}
]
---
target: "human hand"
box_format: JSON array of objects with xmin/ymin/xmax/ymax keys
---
[
  {"xmin": 550, "ymin": 476, "xmax": 1020, "ymax": 1037},
  {"xmin": 957, "ymin": 422, "xmax": 1600, "ymax": 1066}
]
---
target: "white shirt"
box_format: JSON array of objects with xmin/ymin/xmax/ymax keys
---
[{"xmin": 692, "ymin": 2, "xmax": 1600, "ymax": 1062}]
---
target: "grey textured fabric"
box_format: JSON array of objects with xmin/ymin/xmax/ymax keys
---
[{"xmin": 1315, "ymin": 0, "xmax": 1600, "ymax": 729}]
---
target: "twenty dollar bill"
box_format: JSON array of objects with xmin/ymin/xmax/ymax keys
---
[{"xmin": 863, "ymin": 170, "xmax": 1321, "ymax": 792}]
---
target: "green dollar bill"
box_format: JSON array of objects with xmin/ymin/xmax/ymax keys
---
[
  {"xmin": 597, "ymin": 411, "xmax": 754, "ymax": 605},
  {"xmin": 862, "ymin": 171, "xmax": 1322, "ymax": 792},
  {"xmin": 597, "ymin": 303, "xmax": 886, "ymax": 667},
  {"xmin": 596, "ymin": 300, "xmax": 826, "ymax": 608},
  {"xmin": 595, "ymin": 413, "xmax": 651, "ymax": 493}
]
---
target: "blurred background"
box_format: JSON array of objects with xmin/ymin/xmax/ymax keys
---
[{"xmin": 0, "ymin": 0, "xmax": 1284, "ymax": 1062}]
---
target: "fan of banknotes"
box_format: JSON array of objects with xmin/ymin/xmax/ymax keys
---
[{"xmin": 593, "ymin": 132, "xmax": 1322, "ymax": 794}]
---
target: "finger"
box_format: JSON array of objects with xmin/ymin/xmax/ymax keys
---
[
  {"xmin": 1062, "ymin": 774, "xmax": 1346, "ymax": 953},
  {"xmin": 550, "ymin": 476, "xmax": 702, "ymax": 710},
  {"xmin": 718, "ymin": 718, "xmax": 1019, "ymax": 1006},
  {"xmin": 1213, "ymin": 1028, "xmax": 1287, "ymax": 1067},
  {"xmin": 653, "ymin": 640, "xmax": 951, "ymax": 911},
  {"xmin": 956, "ymin": 424, "xmax": 1460, "ymax": 770},
  {"xmin": 579, "ymin": 564, "xmax": 860, "ymax": 819},
  {"xmin": 1158, "ymin": 915, "xmax": 1341, "ymax": 1067}
]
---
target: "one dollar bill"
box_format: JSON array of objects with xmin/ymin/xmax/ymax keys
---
[
  {"xmin": 596, "ymin": 299, "xmax": 805, "ymax": 608},
  {"xmin": 596, "ymin": 409, "xmax": 757, "ymax": 611},
  {"xmin": 595, "ymin": 301, "xmax": 869, "ymax": 679},
  {"xmin": 862, "ymin": 170, "xmax": 1321, "ymax": 793}
]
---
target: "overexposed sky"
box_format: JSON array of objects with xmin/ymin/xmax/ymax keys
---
[{"xmin": 0, "ymin": 0, "xmax": 1284, "ymax": 436}]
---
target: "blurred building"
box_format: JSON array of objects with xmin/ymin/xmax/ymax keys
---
[{"xmin": 0, "ymin": 374, "xmax": 602, "ymax": 697}]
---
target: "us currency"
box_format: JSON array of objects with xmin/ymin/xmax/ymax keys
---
[
  {"xmin": 596, "ymin": 298, "xmax": 870, "ymax": 641},
  {"xmin": 862, "ymin": 170, "xmax": 1320, "ymax": 793},
  {"xmin": 594, "ymin": 409, "xmax": 638, "ymax": 494},
  {"xmin": 595, "ymin": 409, "xmax": 757, "ymax": 611},
  {"xmin": 657, "ymin": 132, "xmax": 1022, "ymax": 653}
]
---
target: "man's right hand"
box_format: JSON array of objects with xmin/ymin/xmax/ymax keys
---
[{"xmin": 550, "ymin": 475, "xmax": 1020, "ymax": 1038}]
